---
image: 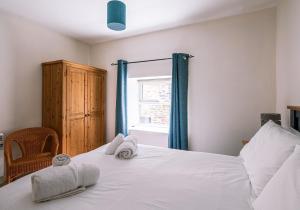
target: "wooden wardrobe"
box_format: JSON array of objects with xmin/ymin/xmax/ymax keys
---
[{"xmin": 42, "ymin": 60, "xmax": 106, "ymax": 156}]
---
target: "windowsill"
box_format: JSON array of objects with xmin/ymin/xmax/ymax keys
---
[{"xmin": 129, "ymin": 125, "xmax": 169, "ymax": 134}]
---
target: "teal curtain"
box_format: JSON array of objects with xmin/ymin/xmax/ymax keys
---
[
  {"xmin": 169, "ymin": 53, "xmax": 189, "ymax": 150},
  {"xmin": 115, "ymin": 60, "xmax": 128, "ymax": 136}
]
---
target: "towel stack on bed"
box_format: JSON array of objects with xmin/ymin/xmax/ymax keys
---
[
  {"xmin": 105, "ymin": 134, "xmax": 138, "ymax": 159},
  {"xmin": 30, "ymin": 134, "xmax": 136, "ymax": 203},
  {"xmin": 52, "ymin": 154, "xmax": 71, "ymax": 167},
  {"xmin": 31, "ymin": 163, "xmax": 99, "ymax": 202}
]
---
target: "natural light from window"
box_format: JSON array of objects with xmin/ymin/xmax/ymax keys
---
[{"xmin": 128, "ymin": 76, "xmax": 171, "ymax": 133}]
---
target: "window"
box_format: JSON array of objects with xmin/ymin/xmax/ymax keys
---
[
  {"xmin": 128, "ymin": 76, "xmax": 171, "ymax": 132},
  {"xmin": 139, "ymin": 78, "xmax": 171, "ymax": 126}
]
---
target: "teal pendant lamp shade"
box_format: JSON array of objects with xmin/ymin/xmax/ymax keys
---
[{"xmin": 107, "ymin": 0, "xmax": 126, "ymax": 31}]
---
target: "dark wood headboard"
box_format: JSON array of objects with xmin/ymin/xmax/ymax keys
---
[{"xmin": 288, "ymin": 106, "xmax": 300, "ymax": 131}]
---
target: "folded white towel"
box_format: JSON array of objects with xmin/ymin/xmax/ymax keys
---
[
  {"xmin": 77, "ymin": 163, "xmax": 100, "ymax": 187},
  {"xmin": 105, "ymin": 133, "xmax": 125, "ymax": 155},
  {"xmin": 115, "ymin": 135, "xmax": 138, "ymax": 160},
  {"xmin": 52, "ymin": 154, "xmax": 71, "ymax": 167},
  {"xmin": 31, "ymin": 163, "xmax": 99, "ymax": 202},
  {"xmin": 36, "ymin": 187, "xmax": 86, "ymax": 202}
]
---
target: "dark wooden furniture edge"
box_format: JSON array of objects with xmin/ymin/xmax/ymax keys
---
[
  {"xmin": 288, "ymin": 105, "xmax": 300, "ymax": 132},
  {"xmin": 287, "ymin": 105, "xmax": 300, "ymax": 112}
]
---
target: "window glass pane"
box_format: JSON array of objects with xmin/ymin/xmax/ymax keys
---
[
  {"xmin": 141, "ymin": 82, "xmax": 160, "ymax": 101},
  {"xmin": 137, "ymin": 78, "xmax": 171, "ymax": 127},
  {"xmin": 140, "ymin": 79, "xmax": 171, "ymax": 102},
  {"xmin": 139, "ymin": 103, "xmax": 170, "ymax": 126}
]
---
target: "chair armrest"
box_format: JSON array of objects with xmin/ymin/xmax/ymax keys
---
[
  {"xmin": 4, "ymin": 142, "xmax": 13, "ymax": 166},
  {"xmin": 50, "ymin": 134, "xmax": 59, "ymax": 156}
]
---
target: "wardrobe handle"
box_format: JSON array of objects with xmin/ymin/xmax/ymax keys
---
[{"xmin": 85, "ymin": 114, "xmax": 90, "ymax": 117}]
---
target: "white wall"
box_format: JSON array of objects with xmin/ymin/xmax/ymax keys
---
[
  {"xmin": 276, "ymin": 0, "xmax": 300, "ymax": 126},
  {"xmin": 91, "ymin": 8, "xmax": 277, "ymax": 155},
  {"xmin": 0, "ymin": 11, "xmax": 90, "ymax": 133},
  {"xmin": 0, "ymin": 8, "xmax": 277, "ymax": 156}
]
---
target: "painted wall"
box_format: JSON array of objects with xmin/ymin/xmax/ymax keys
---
[
  {"xmin": 91, "ymin": 8, "xmax": 277, "ymax": 155},
  {"xmin": 0, "ymin": 11, "xmax": 90, "ymax": 133},
  {"xmin": 276, "ymin": 0, "xmax": 300, "ymax": 126}
]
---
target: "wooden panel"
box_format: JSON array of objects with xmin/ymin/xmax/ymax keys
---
[
  {"xmin": 67, "ymin": 67, "xmax": 85, "ymax": 117},
  {"xmin": 86, "ymin": 116, "xmax": 103, "ymax": 151},
  {"xmin": 67, "ymin": 117, "xmax": 85, "ymax": 156},
  {"xmin": 61, "ymin": 64, "xmax": 67, "ymax": 153},
  {"xmin": 86, "ymin": 72, "xmax": 105, "ymax": 150},
  {"xmin": 87, "ymin": 72, "xmax": 102, "ymax": 113},
  {"xmin": 66, "ymin": 66, "xmax": 86, "ymax": 156},
  {"xmin": 42, "ymin": 63, "xmax": 64, "ymax": 153}
]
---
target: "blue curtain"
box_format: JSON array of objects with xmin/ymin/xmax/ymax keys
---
[
  {"xmin": 115, "ymin": 60, "xmax": 128, "ymax": 136},
  {"xmin": 169, "ymin": 53, "xmax": 189, "ymax": 150}
]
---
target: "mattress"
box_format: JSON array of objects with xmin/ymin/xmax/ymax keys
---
[{"xmin": 0, "ymin": 144, "xmax": 254, "ymax": 210}]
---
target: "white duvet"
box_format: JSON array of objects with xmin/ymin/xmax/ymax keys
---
[{"xmin": 0, "ymin": 145, "xmax": 254, "ymax": 210}]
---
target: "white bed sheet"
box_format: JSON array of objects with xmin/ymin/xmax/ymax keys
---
[{"xmin": 0, "ymin": 144, "xmax": 254, "ymax": 210}]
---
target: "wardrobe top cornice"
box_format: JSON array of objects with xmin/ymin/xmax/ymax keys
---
[{"xmin": 42, "ymin": 60, "xmax": 107, "ymax": 73}]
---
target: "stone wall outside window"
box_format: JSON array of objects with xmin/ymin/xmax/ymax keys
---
[{"xmin": 138, "ymin": 78, "xmax": 171, "ymax": 127}]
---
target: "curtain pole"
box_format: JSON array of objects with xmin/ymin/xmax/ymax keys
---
[{"xmin": 111, "ymin": 55, "xmax": 194, "ymax": 66}]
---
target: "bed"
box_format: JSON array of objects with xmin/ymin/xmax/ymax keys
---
[{"xmin": 0, "ymin": 144, "xmax": 254, "ymax": 210}]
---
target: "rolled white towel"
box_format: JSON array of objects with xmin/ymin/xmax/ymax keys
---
[
  {"xmin": 31, "ymin": 163, "xmax": 99, "ymax": 202},
  {"xmin": 105, "ymin": 133, "xmax": 125, "ymax": 155},
  {"xmin": 77, "ymin": 163, "xmax": 100, "ymax": 187},
  {"xmin": 52, "ymin": 154, "xmax": 71, "ymax": 167},
  {"xmin": 115, "ymin": 135, "xmax": 138, "ymax": 160}
]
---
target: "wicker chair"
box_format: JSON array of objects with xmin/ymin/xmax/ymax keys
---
[{"xmin": 4, "ymin": 127, "xmax": 59, "ymax": 183}]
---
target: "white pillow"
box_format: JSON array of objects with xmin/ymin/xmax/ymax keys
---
[
  {"xmin": 253, "ymin": 145, "xmax": 300, "ymax": 210},
  {"xmin": 240, "ymin": 120, "xmax": 300, "ymax": 196}
]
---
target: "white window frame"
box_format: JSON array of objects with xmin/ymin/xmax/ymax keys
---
[{"xmin": 128, "ymin": 76, "xmax": 171, "ymax": 133}]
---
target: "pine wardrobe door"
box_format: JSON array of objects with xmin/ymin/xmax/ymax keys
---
[
  {"xmin": 66, "ymin": 66, "xmax": 86, "ymax": 156},
  {"xmin": 86, "ymin": 71, "xmax": 104, "ymax": 151}
]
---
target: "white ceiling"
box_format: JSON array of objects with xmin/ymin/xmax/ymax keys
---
[{"xmin": 0, "ymin": 0, "xmax": 278, "ymax": 44}]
